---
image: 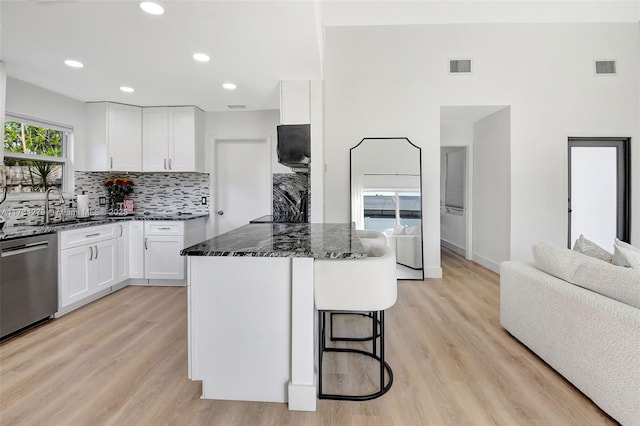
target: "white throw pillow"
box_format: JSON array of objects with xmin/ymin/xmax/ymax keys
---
[
  {"xmin": 612, "ymin": 238, "xmax": 640, "ymax": 269},
  {"xmin": 572, "ymin": 234, "xmax": 613, "ymax": 262},
  {"xmin": 393, "ymin": 225, "xmax": 407, "ymax": 235},
  {"xmin": 405, "ymin": 226, "xmax": 419, "ymax": 235}
]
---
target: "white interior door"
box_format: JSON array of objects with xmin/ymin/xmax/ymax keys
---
[
  {"xmin": 570, "ymin": 146, "xmax": 617, "ymax": 252},
  {"xmin": 214, "ymin": 139, "xmax": 271, "ymax": 235}
]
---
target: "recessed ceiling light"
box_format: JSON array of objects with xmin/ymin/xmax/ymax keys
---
[
  {"xmin": 222, "ymin": 83, "xmax": 237, "ymax": 90},
  {"xmin": 120, "ymin": 86, "xmax": 135, "ymax": 93},
  {"xmin": 193, "ymin": 53, "xmax": 210, "ymax": 62},
  {"xmin": 140, "ymin": 2, "xmax": 164, "ymax": 15},
  {"xmin": 64, "ymin": 59, "xmax": 84, "ymax": 68}
]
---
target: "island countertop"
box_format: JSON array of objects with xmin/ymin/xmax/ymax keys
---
[{"xmin": 180, "ymin": 222, "xmax": 367, "ymax": 259}]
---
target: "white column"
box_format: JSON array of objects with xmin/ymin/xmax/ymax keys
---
[{"xmin": 288, "ymin": 257, "xmax": 317, "ymax": 411}]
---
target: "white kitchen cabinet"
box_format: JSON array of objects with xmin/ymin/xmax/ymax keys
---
[
  {"xmin": 142, "ymin": 106, "xmax": 205, "ymax": 172},
  {"xmin": 85, "ymin": 102, "xmax": 142, "ymax": 171},
  {"xmin": 60, "ymin": 224, "xmax": 117, "ymax": 308},
  {"xmin": 116, "ymin": 222, "xmax": 129, "ymax": 283},
  {"xmin": 144, "ymin": 222, "xmax": 185, "ymax": 281}
]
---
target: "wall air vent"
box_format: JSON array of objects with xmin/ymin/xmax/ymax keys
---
[
  {"xmin": 594, "ymin": 60, "xmax": 617, "ymax": 76},
  {"xmin": 449, "ymin": 59, "xmax": 472, "ymax": 74},
  {"xmin": 227, "ymin": 104, "xmax": 247, "ymax": 110}
]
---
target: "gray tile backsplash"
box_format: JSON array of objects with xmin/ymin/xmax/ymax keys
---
[
  {"xmin": 75, "ymin": 171, "xmax": 210, "ymax": 216},
  {"xmin": 0, "ymin": 172, "xmax": 210, "ymax": 228}
]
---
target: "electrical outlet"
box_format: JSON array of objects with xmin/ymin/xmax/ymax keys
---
[
  {"xmin": 99, "ymin": 197, "xmax": 106, "ymax": 206},
  {"xmin": 201, "ymin": 196, "xmax": 207, "ymax": 205}
]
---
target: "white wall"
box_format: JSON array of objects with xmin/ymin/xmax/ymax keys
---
[
  {"xmin": 324, "ymin": 23, "xmax": 639, "ymax": 275},
  {"xmin": 473, "ymin": 108, "xmax": 511, "ymax": 272},
  {"xmin": 205, "ymin": 109, "xmax": 285, "ymax": 173},
  {"xmin": 4, "ymin": 77, "xmax": 86, "ymax": 188}
]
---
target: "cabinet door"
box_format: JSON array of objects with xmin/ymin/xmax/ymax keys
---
[
  {"xmin": 93, "ymin": 239, "xmax": 117, "ymax": 292},
  {"xmin": 142, "ymin": 107, "xmax": 169, "ymax": 171},
  {"xmin": 60, "ymin": 246, "xmax": 92, "ymax": 307},
  {"xmin": 144, "ymin": 235, "xmax": 185, "ymax": 280},
  {"xmin": 116, "ymin": 222, "xmax": 129, "ymax": 283},
  {"xmin": 129, "ymin": 221, "xmax": 145, "ymax": 279},
  {"xmin": 168, "ymin": 107, "xmax": 196, "ymax": 172},
  {"xmin": 108, "ymin": 103, "xmax": 142, "ymax": 171}
]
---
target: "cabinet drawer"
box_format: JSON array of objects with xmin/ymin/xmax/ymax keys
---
[
  {"xmin": 144, "ymin": 221, "xmax": 184, "ymax": 236},
  {"xmin": 60, "ymin": 224, "xmax": 117, "ymax": 249}
]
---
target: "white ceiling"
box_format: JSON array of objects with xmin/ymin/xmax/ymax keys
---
[{"xmin": 1, "ymin": 1, "xmax": 638, "ymax": 112}]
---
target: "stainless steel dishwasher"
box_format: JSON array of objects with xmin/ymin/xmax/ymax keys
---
[{"xmin": 1, "ymin": 233, "xmax": 58, "ymax": 339}]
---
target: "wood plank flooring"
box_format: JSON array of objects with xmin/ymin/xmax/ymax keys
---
[{"xmin": 0, "ymin": 249, "xmax": 616, "ymax": 425}]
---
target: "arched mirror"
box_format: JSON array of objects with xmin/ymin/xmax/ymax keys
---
[{"xmin": 350, "ymin": 137, "xmax": 423, "ymax": 280}]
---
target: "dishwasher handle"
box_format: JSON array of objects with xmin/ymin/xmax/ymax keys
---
[{"xmin": 1, "ymin": 241, "xmax": 49, "ymax": 258}]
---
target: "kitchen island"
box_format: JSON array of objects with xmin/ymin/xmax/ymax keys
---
[{"xmin": 181, "ymin": 223, "xmax": 366, "ymax": 411}]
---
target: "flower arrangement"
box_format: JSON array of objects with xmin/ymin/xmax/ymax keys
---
[{"xmin": 104, "ymin": 177, "xmax": 134, "ymax": 202}]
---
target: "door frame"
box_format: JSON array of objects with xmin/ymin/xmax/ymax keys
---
[
  {"xmin": 567, "ymin": 137, "xmax": 631, "ymax": 248},
  {"xmin": 209, "ymin": 136, "xmax": 272, "ymax": 237}
]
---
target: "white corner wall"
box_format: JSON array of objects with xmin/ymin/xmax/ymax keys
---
[
  {"xmin": 324, "ymin": 23, "xmax": 639, "ymax": 274},
  {"xmin": 473, "ymin": 108, "xmax": 511, "ymax": 273}
]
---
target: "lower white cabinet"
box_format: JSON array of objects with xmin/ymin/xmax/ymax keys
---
[
  {"xmin": 60, "ymin": 225, "xmax": 117, "ymax": 308},
  {"xmin": 144, "ymin": 221, "xmax": 185, "ymax": 281},
  {"xmin": 128, "ymin": 221, "xmax": 145, "ymax": 279}
]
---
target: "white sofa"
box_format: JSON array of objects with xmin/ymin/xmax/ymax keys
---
[
  {"xmin": 384, "ymin": 227, "xmax": 422, "ymax": 269},
  {"xmin": 500, "ymin": 242, "xmax": 640, "ymax": 426}
]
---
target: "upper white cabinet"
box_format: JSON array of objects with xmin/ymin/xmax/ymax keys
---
[
  {"xmin": 85, "ymin": 102, "xmax": 142, "ymax": 171},
  {"xmin": 142, "ymin": 106, "xmax": 205, "ymax": 172},
  {"xmin": 280, "ymin": 80, "xmax": 310, "ymax": 124}
]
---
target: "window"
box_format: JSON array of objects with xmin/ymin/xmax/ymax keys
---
[
  {"xmin": 363, "ymin": 191, "xmax": 421, "ymax": 232},
  {"xmin": 3, "ymin": 114, "xmax": 69, "ymax": 193}
]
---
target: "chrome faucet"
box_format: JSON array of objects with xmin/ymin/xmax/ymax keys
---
[{"xmin": 44, "ymin": 187, "xmax": 65, "ymax": 225}]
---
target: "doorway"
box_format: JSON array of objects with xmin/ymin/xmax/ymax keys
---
[
  {"xmin": 568, "ymin": 137, "xmax": 631, "ymax": 251},
  {"xmin": 211, "ymin": 138, "xmax": 271, "ymax": 235}
]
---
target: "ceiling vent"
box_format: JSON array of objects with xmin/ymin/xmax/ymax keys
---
[
  {"xmin": 449, "ymin": 59, "xmax": 472, "ymax": 74},
  {"xmin": 227, "ymin": 104, "xmax": 247, "ymax": 110},
  {"xmin": 594, "ymin": 60, "xmax": 617, "ymax": 76}
]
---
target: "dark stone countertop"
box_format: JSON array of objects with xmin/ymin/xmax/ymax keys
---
[
  {"xmin": 0, "ymin": 213, "xmax": 208, "ymax": 241},
  {"xmin": 180, "ymin": 222, "xmax": 367, "ymax": 259}
]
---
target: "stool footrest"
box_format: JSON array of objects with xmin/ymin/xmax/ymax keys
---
[
  {"xmin": 329, "ymin": 312, "xmax": 381, "ymax": 342},
  {"xmin": 318, "ymin": 310, "xmax": 393, "ymax": 401}
]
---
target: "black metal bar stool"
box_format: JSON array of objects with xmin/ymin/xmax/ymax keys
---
[{"xmin": 314, "ymin": 243, "xmax": 397, "ymax": 401}]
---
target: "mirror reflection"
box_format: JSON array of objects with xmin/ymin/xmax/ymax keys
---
[{"xmin": 350, "ymin": 138, "xmax": 423, "ymax": 280}]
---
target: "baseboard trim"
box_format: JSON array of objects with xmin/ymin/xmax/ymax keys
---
[
  {"xmin": 441, "ymin": 240, "xmax": 466, "ymax": 257},
  {"xmin": 472, "ymin": 253, "xmax": 501, "ymax": 274},
  {"xmin": 424, "ymin": 266, "xmax": 443, "ymax": 279}
]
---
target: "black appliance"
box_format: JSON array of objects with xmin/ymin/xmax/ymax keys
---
[{"xmin": 277, "ymin": 124, "xmax": 310, "ymax": 171}]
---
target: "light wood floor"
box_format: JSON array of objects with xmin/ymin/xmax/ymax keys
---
[{"xmin": 0, "ymin": 249, "xmax": 616, "ymax": 425}]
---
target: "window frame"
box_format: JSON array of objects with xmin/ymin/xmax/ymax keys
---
[{"xmin": 3, "ymin": 113, "xmax": 72, "ymax": 197}]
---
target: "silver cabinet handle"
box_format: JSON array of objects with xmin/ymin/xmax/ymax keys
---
[
  {"xmin": 164, "ymin": 158, "xmax": 167, "ymax": 170},
  {"xmin": 217, "ymin": 211, "xmax": 224, "ymax": 215},
  {"xmin": 119, "ymin": 224, "xmax": 123, "ymax": 237},
  {"xmin": 158, "ymin": 227, "xmax": 171, "ymax": 230},
  {"xmin": 168, "ymin": 158, "xmax": 172, "ymax": 170},
  {"xmin": 110, "ymin": 157, "xmax": 113, "ymax": 169},
  {"xmin": 95, "ymin": 245, "xmax": 99, "ymax": 259},
  {"xmin": 144, "ymin": 237, "xmax": 148, "ymax": 250},
  {"xmin": 86, "ymin": 233, "xmax": 100, "ymax": 238},
  {"xmin": 89, "ymin": 246, "xmax": 94, "ymax": 261}
]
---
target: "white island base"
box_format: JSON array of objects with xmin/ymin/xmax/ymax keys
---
[{"xmin": 187, "ymin": 256, "xmax": 316, "ymax": 411}]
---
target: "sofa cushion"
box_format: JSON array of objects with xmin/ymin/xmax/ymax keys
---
[
  {"xmin": 532, "ymin": 242, "xmax": 640, "ymax": 309},
  {"xmin": 572, "ymin": 234, "xmax": 613, "ymax": 262}
]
